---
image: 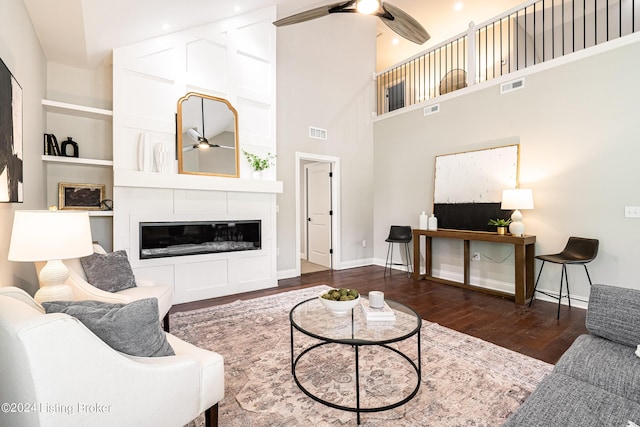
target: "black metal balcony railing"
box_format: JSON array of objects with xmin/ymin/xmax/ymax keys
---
[{"xmin": 376, "ymin": 0, "xmax": 639, "ymax": 115}]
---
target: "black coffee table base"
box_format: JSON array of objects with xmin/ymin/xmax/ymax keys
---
[{"xmin": 290, "ymin": 328, "xmax": 421, "ymax": 425}]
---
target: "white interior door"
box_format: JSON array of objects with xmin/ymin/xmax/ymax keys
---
[{"xmin": 306, "ymin": 162, "xmax": 332, "ymax": 268}]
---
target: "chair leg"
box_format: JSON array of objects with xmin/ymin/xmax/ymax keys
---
[
  {"xmin": 529, "ymin": 261, "xmax": 546, "ymax": 307},
  {"xmin": 162, "ymin": 313, "xmax": 170, "ymax": 332},
  {"xmin": 583, "ymin": 265, "xmax": 593, "ymax": 286},
  {"xmin": 384, "ymin": 243, "xmax": 393, "ymax": 276},
  {"xmin": 205, "ymin": 403, "xmax": 219, "ymax": 427},
  {"xmin": 556, "ymin": 265, "xmax": 564, "ymax": 319},
  {"xmin": 564, "ymin": 265, "xmax": 571, "ymax": 309},
  {"xmin": 404, "ymin": 242, "xmax": 413, "ymax": 277}
]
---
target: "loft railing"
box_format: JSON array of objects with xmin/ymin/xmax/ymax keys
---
[{"xmin": 376, "ymin": 0, "xmax": 639, "ymax": 115}]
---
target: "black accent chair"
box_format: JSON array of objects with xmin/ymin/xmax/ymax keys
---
[
  {"xmin": 529, "ymin": 236, "xmax": 599, "ymax": 318},
  {"xmin": 384, "ymin": 226, "xmax": 413, "ymax": 277}
]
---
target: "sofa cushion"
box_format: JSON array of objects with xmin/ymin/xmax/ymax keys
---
[
  {"xmin": 554, "ymin": 334, "xmax": 640, "ymax": 404},
  {"xmin": 586, "ymin": 284, "xmax": 640, "ymax": 347},
  {"xmin": 503, "ymin": 373, "xmax": 640, "ymax": 427},
  {"xmin": 42, "ymin": 298, "xmax": 174, "ymax": 357},
  {"xmin": 80, "ymin": 250, "xmax": 137, "ymax": 293}
]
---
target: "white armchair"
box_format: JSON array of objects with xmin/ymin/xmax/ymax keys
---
[
  {"xmin": 35, "ymin": 245, "xmax": 173, "ymax": 330},
  {"xmin": 0, "ymin": 286, "xmax": 224, "ymax": 427}
]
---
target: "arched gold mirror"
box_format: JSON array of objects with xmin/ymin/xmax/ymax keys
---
[{"xmin": 177, "ymin": 92, "xmax": 239, "ymax": 177}]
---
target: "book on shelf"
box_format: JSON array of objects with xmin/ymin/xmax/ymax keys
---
[{"xmin": 360, "ymin": 299, "xmax": 395, "ymax": 321}]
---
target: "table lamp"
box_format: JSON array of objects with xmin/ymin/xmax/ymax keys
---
[
  {"xmin": 8, "ymin": 210, "xmax": 94, "ymax": 303},
  {"xmin": 501, "ymin": 189, "xmax": 534, "ymax": 237}
]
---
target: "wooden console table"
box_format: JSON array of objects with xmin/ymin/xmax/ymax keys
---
[{"xmin": 412, "ymin": 229, "xmax": 536, "ymax": 305}]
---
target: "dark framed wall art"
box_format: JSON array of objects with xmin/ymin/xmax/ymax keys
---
[
  {"xmin": 59, "ymin": 183, "xmax": 105, "ymax": 210},
  {"xmin": 433, "ymin": 144, "xmax": 519, "ymax": 231},
  {"xmin": 0, "ymin": 58, "xmax": 23, "ymax": 203}
]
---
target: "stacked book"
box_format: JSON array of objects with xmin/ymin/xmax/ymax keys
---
[{"xmin": 360, "ymin": 299, "xmax": 396, "ymax": 321}]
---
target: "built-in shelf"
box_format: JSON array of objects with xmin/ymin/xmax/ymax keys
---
[
  {"xmin": 114, "ymin": 170, "xmax": 284, "ymax": 194},
  {"xmin": 88, "ymin": 211, "xmax": 114, "ymax": 217},
  {"xmin": 42, "ymin": 99, "xmax": 113, "ymax": 120},
  {"xmin": 42, "ymin": 155, "xmax": 113, "ymax": 167}
]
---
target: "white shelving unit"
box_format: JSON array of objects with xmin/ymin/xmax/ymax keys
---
[
  {"xmin": 42, "ymin": 98, "xmax": 115, "ymax": 250},
  {"xmin": 42, "ymin": 99, "xmax": 113, "ymax": 120},
  {"xmin": 42, "ymin": 155, "xmax": 113, "ymax": 167}
]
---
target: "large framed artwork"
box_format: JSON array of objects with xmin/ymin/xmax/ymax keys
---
[
  {"xmin": 0, "ymin": 58, "xmax": 23, "ymax": 203},
  {"xmin": 433, "ymin": 144, "xmax": 519, "ymax": 231}
]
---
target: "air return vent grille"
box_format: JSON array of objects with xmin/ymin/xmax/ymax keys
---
[
  {"xmin": 500, "ymin": 78, "xmax": 525, "ymax": 94},
  {"xmin": 423, "ymin": 104, "xmax": 440, "ymax": 116},
  {"xmin": 309, "ymin": 127, "xmax": 327, "ymax": 140}
]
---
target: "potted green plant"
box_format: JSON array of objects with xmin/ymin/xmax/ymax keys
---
[
  {"xmin": 242, "ymin": 150, "xmax": 275, "ymax": 179},
  {"xmin": 488, "ymin": 218, "xmax": 512, "ymax": 235}
]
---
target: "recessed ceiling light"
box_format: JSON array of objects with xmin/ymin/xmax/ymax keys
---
[
  {"xmin": 454, "ymin": 2, "xmax": 464, "ymax": 12},
  {"xmin": 234, "ymin": 5, "xmax": 242, "ymax": 13},
  {"xmin": 162, "ymin": 23, "xmax": 171, "ymax": 31},
  {"xmin": 392, "ymin": 37, "xmax": 400, "ymax": 45}
]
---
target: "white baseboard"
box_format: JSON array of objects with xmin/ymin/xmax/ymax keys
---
[{"xmin": 277, "ymin": 268, "xmax": 298, "ymax": 280}]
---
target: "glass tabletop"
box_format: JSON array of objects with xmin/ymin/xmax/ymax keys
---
[{"xmin": 290, "ymin": 296, "xmax": 421, "ymax": 345}]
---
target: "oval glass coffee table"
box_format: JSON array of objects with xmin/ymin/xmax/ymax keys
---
[{"xmin": 289, "ymin": 296, "xmax": 421, "ymax": 425}]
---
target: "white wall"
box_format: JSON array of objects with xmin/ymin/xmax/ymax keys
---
[
  {"xmin": 276, "ymin": 15, "xmax": 377, "ymax": 275},
  {"xmin": 0, "ymin": 0, "xmax": 47, "ymax": 293},
  {"xmin": 373, "ymin": 35, "xmax": 640, "ymax": 303}
]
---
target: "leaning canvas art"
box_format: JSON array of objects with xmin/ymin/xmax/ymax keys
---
[{"xmin": 0, "ymin": 58, "xmax": 23, "ymax": 203}]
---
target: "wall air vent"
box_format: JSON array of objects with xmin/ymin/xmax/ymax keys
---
[
  {"xmin": 423, "ymin": 104, "xmax": 440, "ymax": 116},
  {"xmin": 309, "ymin": 126, "xmax": 327, "ymax": 140},
  {"xmin": 500, "ymin": 78, "xmax": 525, "ymax": 94}
]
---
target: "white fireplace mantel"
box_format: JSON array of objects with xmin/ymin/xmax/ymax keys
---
[{"xmin": 114, "ymin": 169, "xmax": 283, "ymax": 194}]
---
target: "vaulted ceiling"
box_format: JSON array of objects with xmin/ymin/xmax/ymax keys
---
[{"xmin": 23, "ymin": 0, "xmax": 524, "ymax": 71}]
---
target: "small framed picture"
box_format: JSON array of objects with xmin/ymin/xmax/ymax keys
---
[{"xmin": 58, "ymin": 183, "xmax": 105, "ymax": 210}]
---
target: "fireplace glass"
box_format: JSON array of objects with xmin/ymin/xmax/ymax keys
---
[{"xmin": 139, "ymin": 220, "xmax": 261, "ymax": 259}]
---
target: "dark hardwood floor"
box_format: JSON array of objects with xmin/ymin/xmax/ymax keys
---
[{"xmin": 171, "ymin": 265, "xmax": 587, "ymax": 364}]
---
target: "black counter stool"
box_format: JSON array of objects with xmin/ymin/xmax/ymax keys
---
[
  {"xmin": 384, "ymin": 226, "xmax": 413, "ymax": 278},
  {"xmin": 529, "ymin": 236, "xmax": 599, "ymax": 318}
]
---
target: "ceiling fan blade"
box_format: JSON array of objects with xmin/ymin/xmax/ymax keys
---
[
  {"xmin": 273, "ymin": 1, "xmax": 352, "ymax": 27},
  {"xmin": 379, "ymin": 2, "xmax": 430, "ymax": 45},
  {"xmin": 183, "ymin": 145, "xmax": 197, "ymax": 152}
]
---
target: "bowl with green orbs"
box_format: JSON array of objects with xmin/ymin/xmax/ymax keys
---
[{"xmin": 318, "ymin": 288, "xmax": 360, "ymax": 313}]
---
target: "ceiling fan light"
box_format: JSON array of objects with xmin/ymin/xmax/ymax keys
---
[{"xmin": 356, "ymin": 0, "xmax": 379, "ymax": 14}]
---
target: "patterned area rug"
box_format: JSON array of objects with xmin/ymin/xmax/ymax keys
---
[{"xmin": 172, "ymin": 286, "xmax": 552, "ymax": 426}]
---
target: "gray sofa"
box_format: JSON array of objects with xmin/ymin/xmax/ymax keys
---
[{"xmin": 504, "ymin": 284, "xmax": 640, "ymax": 426}]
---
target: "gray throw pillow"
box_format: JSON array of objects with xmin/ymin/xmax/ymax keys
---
[
  {"xmin": 42, "ymin": 298, "xmax": 174, "ymax": 357},
  {"xmin": 586, "ymin": 284, "xmax": 640, "ymax": 347},
  {"xmin": 80, "ymin": 250, "xmax": 137, "ymax": 293}
]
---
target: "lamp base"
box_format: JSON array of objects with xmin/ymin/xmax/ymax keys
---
[
  {"xmin": 509, "ymin": 209, "xmax": 525, "ymax": 237},
  {"xmin": 34, "ymin": 284, "xmax": 74, "ymax": 303},
  {"xmin": 35, "ymin": 259, "xmax": 74, "ymax": 303}
]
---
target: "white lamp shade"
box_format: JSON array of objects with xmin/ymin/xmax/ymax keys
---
[
  {"xmin": 8, "ymin": 210, "xmax": 94, "ymax": 262},
  {"xmin": 501, "ymin": 189, "xmax": 534, "ymax": 210}
]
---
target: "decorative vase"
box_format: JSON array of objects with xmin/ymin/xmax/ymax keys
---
[
  {"xmin": 137, "ymin": 132, "xmax": 152, "ymax": 172},
  {"xmin": 153, "ymin": 143, "xmax": 168, "ymax": 173},
  {"xmin": 252, "ymin": 170, "xmax": 262, "ymax": 180},
  {"xmin": 497, "ymin": 226, "xmax": 507, "ymax": 235}
]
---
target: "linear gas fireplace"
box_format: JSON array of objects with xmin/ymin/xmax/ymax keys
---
[{"xmin": 139, "ymin": 220, "xmax": 261, "ymax": 259}]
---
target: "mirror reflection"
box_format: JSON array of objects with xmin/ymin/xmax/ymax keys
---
[{"xmin": 177, "ymin": 92, "xmax": 239, "ymax": 177}]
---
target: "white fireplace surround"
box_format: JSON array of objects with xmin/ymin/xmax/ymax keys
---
[
  {"xmin": 115, "ymin": 184, "xmax": 279, "ymax": 304},
  {"xmin": 111, "ymin": 8, "xmax": 279, "ymax": 304}
]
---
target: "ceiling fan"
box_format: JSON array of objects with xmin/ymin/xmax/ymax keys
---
[
  {"xmin": 183, "ymin": 97, "xmax": 236, "ymax": 152},
  {"xmin": 273, "ymin": 0, "xmax": 430, "ymax": 45},
  {"xmin": 183, "ymin": 129, "xmax": 236, "ymax": 152}
]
